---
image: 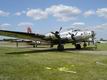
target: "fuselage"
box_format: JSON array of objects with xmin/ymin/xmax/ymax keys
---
[{"xmin": 45, "ymin": 29, "xmax": 94, "ymax": 42}]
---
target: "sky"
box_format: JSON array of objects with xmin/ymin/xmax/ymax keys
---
[{"xmin": 0, "ymin": 0, "xmax": 107, "ymax": 39}]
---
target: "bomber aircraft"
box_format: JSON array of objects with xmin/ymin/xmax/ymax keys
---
[{"xmin": 0, "ymin": 27, "xmax": 95, "ymax": 51}]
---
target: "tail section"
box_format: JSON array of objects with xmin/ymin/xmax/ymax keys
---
[{"xmin": 27, "ymin": 27, "xmax": 32, "ymax": 33}]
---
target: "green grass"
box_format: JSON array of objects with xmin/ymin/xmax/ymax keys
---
[
  {"xmin": 0, "ymin": 43, "xmax": 107, "ymax": 80},
  {"xmin": 65, "ymin": 43, "xmax": 107, "ymax": 51},
  {"xmin": 0, "ymin": 47, "xmax": 107, "ymax": 80},
  {"xmin": 97, "ymin": 43, "xmax": 107, "ymax": 51}
]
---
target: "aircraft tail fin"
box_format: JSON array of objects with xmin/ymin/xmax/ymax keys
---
[{"xmin": 27, "ymin": 27, "xmax": 32, "ymax": 33}]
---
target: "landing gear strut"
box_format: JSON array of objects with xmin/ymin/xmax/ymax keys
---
[
  {"xmin": 75, "ymin": 44, "xmax": 81, "ymax": 49},
  {"xmin": 57, "ymin": 44, "xmax": 64, "ymax": 51},
  {"xmin": 83, "ymin": 42, "xmax": 87, "ymax": 48}
]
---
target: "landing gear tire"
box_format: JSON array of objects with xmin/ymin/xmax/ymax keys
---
[
  {"xmin": 33, "ymin": 45, "xmax": 36, "ymax": 48},
  {"xmin": 75, "ymin": 44, "xmax": 81, "ymax": 49},
  {"xmin": 57, "ymin": 44, "xmax": 64, "ymax": 51},
  {"xmin": 50, "ymin": 44, "xmax": 54, "ymax": 48}
]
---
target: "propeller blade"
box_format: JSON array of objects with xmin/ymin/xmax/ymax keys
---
[
  {"xmin": 68, "ymin": 32, "xmax": 72, "ymax": 35},
  {"xmin": 75, "ymin": 32, "xmax": 78, "ymax": 36},
  {"xmin": 91, "ymin": 31, "xmax": 95, "ymax": 44},
  {"xmin": 59, "ymin": 27, "xmax": 62, "ymax": 32},
  {"xmin": 69, "ymin": 32, "xmax": 75, "ymax": 41},
  {"xmin": 51, "ymin": 31, "xmax": 60, "ymax": 39},
  {"xmin": 51, "ymin": 32, "xmax": 55, "ymax": 34}
]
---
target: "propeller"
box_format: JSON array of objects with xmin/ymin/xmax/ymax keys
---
[
  {"xmin": 51, "ymin": 27, "xmax": 62, "ymax": 39},
  {"xmin": 59, "ymin": 27, "xmax": 62, "ymax": 33},
  {"xmin": 69, "ymin": 32, "xmax": 78, "ymax": 41},
  {"xmin": 91, "ymin": 31, "xmax": 95, "ymax": 44}
]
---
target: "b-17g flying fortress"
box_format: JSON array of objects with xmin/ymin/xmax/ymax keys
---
[
  {"xmin": 0, "ymin": 0, "xmax": 107, "ymax": 80},
  {"xmin": 0, "ymin": 26, "xmax": 95, "ymax": 50}
]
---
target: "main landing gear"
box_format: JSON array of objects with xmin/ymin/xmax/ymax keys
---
[
  {"xmin": 75, "ymin": 44, "xmax": 81, "ymax": 49},
  {"xmin": 57, "ymin": 44, "xmax": 64, "ymax": 51},
  {"xmin": 57, "ymin": 43, "xmax": 81, "ymax": 50}
]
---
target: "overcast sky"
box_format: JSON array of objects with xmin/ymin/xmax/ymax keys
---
[{"xmin": 0, "ymin": 0, "xmax": 107, "ymax": 39}]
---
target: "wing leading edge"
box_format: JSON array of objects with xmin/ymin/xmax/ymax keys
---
[{"xmin": 0, "ymin": 30, "xmax": 46, "ymax": 41}]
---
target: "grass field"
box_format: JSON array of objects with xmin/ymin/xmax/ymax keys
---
[{"xmin": 0, "ymin": 42, "xmax": 107, "ymax": 80}]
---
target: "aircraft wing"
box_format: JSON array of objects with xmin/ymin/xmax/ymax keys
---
[{"xmin": 0, "ymin": 30, "xmax": 46, "ymax": 41}]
